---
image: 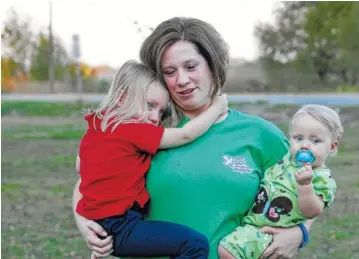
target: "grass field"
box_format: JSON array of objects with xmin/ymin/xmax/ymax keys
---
[{"xmin": 1, "ymin": 102, "xmax": 359, "ymax": 259}]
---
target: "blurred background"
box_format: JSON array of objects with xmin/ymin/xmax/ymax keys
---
[
  {"xmin": 1, "ymin": 1, "xmax": 359, "ymax": 259},
  {"xmin": 2, "ymin": 0, "xmax": 359, "ymax": 95}
]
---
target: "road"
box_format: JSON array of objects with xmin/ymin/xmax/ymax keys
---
[{"xmin": 2, "ymin": 93, "xmax": 359, "ymax": 105}]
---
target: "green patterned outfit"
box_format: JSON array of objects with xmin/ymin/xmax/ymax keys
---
[{"xmin": 220, "ymin": 152, "xmax": 337, "ymax": 259}]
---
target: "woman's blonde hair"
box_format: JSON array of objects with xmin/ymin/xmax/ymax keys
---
[
  {"xmin": 139, "ymin": 17, "xmax": 230, "ymax": 123},
  {"xmin": 290, "ymin": 104, "xmax": 344, "ymax": 154},
  {"xmin": 93, "ymin": 60, "xmax": 174, "ymax": 132}
]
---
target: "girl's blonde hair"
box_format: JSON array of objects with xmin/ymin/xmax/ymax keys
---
[
  {"xmin": 290, "ymin": 104, "xmax": 344, "ymax": 154},
  {"xmin": 93, "ymin": 60, "xmax": 175, "ymax": 132}
]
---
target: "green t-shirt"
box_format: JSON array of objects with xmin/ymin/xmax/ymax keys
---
[{"xmin": 145, "ymin": 109, "xmax": 289, "ymax": 259}]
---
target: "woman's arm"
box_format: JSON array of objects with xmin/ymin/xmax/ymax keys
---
[
  {"xmin": 73, "ymin": 178, "xmax": 114, "ymax": 258},
  {"xmin": 260, "ymin": 219, "xmax": 314, "ymax": 259}
]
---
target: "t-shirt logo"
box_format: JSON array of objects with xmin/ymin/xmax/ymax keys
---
[{"xmin": 222, "ymin": 155, "xmax": 253, "ymax": 174}]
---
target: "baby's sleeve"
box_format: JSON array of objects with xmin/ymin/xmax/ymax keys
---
[{"xmin": 312, "ymin": 168, "xmax": 337, "ymax": 208}]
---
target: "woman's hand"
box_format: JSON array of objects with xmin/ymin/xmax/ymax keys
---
[
  {"xmin": 75, "ymin": 213, "xmax": 114, "ymax": 258},
  {"xmin": 260, "ymin": 225, "xmax": 302, "ymax": 259}
]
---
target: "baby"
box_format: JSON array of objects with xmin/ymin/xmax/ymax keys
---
[{"xmin": 219, "ymin": 104, "xmax": 343, "ymax": 259}]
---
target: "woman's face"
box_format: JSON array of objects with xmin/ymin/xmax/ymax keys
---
[{"xmin": 161, "ymin": 41, "xmax": 214, "ymax": 116}]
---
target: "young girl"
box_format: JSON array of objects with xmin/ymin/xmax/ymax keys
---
[
  {"xmin": 218, "ymin": 104, "xmax": 343, "ymax": 259},
  {"xmin": 76, "ymin": 60, "xmax": 228, "ymax": 258}
]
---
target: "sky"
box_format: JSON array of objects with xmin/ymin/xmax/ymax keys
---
[{"xmin": 1, "ymin": 0, "xmax": 277, "ymax": 68}]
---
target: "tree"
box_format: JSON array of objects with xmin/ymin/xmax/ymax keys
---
[
  {"xmin": 336, "ymin": 2, "xmax": 359, "ymax": 84},
  {"xmin": 302, "ymin": 2, "xmax": 358, "ymax": 84},
  {"xmin": 255, "ymin": 1, "xmax": 359, "ymax": 87},
  {"xmin": 1, "ymin": 8, "xmax": 34, "ymax": 74},
  {"xmin": 30, "ymin": 32, "xmax": 69, "ymax": 81},
  {"xmin": 1, "ymin": 57, "xmax": 20, "ymax": 92},
  {"xmin": 254, "ymin": 2, "xmax": 310, "ymax": 63}
]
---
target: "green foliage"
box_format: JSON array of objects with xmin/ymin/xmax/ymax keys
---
[
  {"xmin": 1, "ymin": 57, "xmax": 19, "ymax": 79},
  {"xmin": 2, "ymin": 8, "xmax": 71, "ymax": 82},
  {"xmin": 336, "ymin": 85, "xmax": 359, "ymax": 92},
  {"xmin": 29, "ymin": 33, "xmax": 49, "ymax": 81},
  {"xmin": 302, "ymin": 2, "xmax": 359, "ymax": 84},
  {"xmin": 1, "ymin": 8, "xmax": 33, "ymax": 73},
  {"xmin": 255, "ymin": 1, "xmax": 359, "ymax": 88},
  {"xmin": 30, "ymin": 33, "xmax": 70, "ymax": 81}
]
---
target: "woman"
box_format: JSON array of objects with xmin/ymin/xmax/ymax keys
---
[{"xmin": 73, "ymin": 17, "xmax": 314, "ymax": 259}]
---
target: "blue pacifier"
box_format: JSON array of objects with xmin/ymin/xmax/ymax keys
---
[{"xmin": 295, "ymin": 150, "xmax": 315, "ymax": 168}]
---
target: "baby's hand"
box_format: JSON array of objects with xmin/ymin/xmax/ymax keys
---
[
  {"xmin": 295, "ymin": 163, "xmax": 313, "ymax": 185},
  {"xmin": 212, "ymin": 94, "xmax": 228, "ymax": 115}
]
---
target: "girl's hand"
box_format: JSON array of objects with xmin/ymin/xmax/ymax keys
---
[{"xmin": 212, "ymin": 94, "xmax": 228, "ymax": 115}]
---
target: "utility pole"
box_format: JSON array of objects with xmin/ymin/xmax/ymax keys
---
[
  {"xmin": 72, "ymin": 34, "xmax": 83, "ymax": 103},
  {"xmin": 48, "ymin": 0, "xmax": 55, "ymax": 93}
]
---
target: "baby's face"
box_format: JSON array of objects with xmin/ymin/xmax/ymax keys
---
[{"xmin": 289, "ymin": 113, "xmax": 337, "ymax": 168}]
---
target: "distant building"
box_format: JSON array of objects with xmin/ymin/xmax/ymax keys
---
[{"xmin": 93, "ymin": 66, "xmax": 116, "ymax": 81}]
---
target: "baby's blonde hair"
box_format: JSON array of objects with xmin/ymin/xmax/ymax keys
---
[
  {"xmin": 93, "ymin": 60, "xmax": 173, "ymax": 132},
  {"xmin": 290, "ymin": 104, "xmax": 344, "ymax": 154}
]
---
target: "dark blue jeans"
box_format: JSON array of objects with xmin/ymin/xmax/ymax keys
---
[{"xmin": 96, "ymin": 206, "xmax": 209, "ymax": 258}]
